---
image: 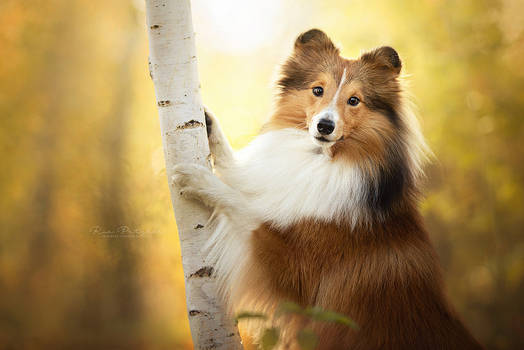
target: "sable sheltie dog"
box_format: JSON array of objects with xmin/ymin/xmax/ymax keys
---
[{"xmin": 174, "ymin": 29, "xmax": 483, "ymax": 349}]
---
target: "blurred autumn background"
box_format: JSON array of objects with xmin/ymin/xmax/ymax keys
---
[{"xmin": 0, "ymin": 0, "xmax": 523, "ymax": 349}]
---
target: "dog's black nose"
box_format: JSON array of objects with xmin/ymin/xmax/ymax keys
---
[{"xmin": 317, "ymin": 119, "xmax": 335, "ymax": 135}]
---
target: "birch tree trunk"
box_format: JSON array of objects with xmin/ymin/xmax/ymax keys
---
[{"xmin": 145, "ymin": 1, "xmax": 243, "ymax": 348}]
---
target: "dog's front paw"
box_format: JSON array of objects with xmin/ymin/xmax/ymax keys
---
[
  {"xmin": 172, "ymin": 163, "xmax": 213, "ymax": 199},
  {"xmin": 204, "ymin": 106, "xmax": 221, "ymax": 144},
  {"xmin": 203, "ymin": 106, "xmax": 233, "ymax": 167},
  {"xmin": 204, "ymin": 106, "xmax": 214, "ymax": 138}
]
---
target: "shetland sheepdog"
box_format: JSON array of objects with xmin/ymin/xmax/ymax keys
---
[{"xmin": 174, "ymin": 29, "xmax": 483, "ymax": 349}]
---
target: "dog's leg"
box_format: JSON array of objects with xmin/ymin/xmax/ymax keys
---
[
  {"xmin": 172, "ymin": 163, "xmax": 251, "ymax": 218},
  {"xmin": 204, "ymin": 107, "xmax": 235, "ymax": 170}
]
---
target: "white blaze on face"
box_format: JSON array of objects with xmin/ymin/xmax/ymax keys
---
[
  {"xmin": 309, "ymin": 68, "xmax": 347, "ymax": 144},
  {"xmin": 329, "ymin": 68, "xmax": 348, "ymax": 115}
]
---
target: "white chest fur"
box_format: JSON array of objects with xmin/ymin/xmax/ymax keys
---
[{"xmin": 221, "ymin": 129, "xmax": 367, "ymax": 229}]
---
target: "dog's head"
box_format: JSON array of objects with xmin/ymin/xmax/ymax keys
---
[{"xmin": 270, "ymin": 29, "xmax": 407, "ymax": 162}]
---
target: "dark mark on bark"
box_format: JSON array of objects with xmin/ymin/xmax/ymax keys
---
[
  {"xmin": 206, "ymin": 339, "xmax": 217, "ymax": 349},
  {"xmin": 148, "ymin": 58, "xmax": 153, "ymax": 79},
  {"xmin": 194, "ymin": 223, "xmax": 204, "ymax": 229},
  {"xmin": 190, "ymin": 266, "xmax": 213, "ymax": 278},
  {"xmin": 158, "ymin": 100, "xmax": 171, "ymax": 107},
  {"xmin": 176, "ymin": 119, "xmax": 203, "ymax": 130},
  {"xmin": 227, "ymin": 333, "xmax": 235, "ymax": 337},
  {"xmin": 150, "ymin": 24, "xmax": 160, "ymax": 29},
  {"xmin": 189, "ymin": 310, "xmax": 215, "ymax": 320}
]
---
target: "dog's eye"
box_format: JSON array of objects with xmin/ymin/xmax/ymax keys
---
[
  {"xmin": 312, "ymin": 86, "xmax": 324, "ymax": 97},
  {"xmin": 347, "ymin": 96, "xmax": 360, "ymax": 106}
]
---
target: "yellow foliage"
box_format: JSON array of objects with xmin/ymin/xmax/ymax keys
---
[{"xmin": 0, "ymin": 0, "xmax": 522, "ymax": 349}]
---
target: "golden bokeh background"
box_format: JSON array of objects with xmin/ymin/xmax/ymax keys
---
[{"xmin": 0, "ymin": 0, "xmax": 523, "ymax": 349}]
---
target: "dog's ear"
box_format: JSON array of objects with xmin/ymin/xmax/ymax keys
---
[
  {"xmin": 360, "ymin": 46, "xmax": 402, "ymax": 74},
  {"xmin": 294, "ymin": 29, "xmax": 337, "ymax": 53},
  {"xmin": 278, "ymin": 29, "xmax": 339, "ymax": 92}
]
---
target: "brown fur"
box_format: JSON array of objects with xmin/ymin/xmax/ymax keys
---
[
  {"xmin": 244, "ymin": 209, "xmax": 482, "ymax": 349},
  {"xmin": 267, "ymin": 29, "xmax": 403, "ymax": 166},
  {"xmin": 237, "ymin": 29, "xmax": 483, "ymax": 349}
]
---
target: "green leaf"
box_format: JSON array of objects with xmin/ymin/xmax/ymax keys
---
[
  {"xmin": 275, "ymin": 301, "xmax": 304, "ymax": 317},
  {"xmin": 304, "ymin": 307, "xmax": 359, "ymax": 330},
  {"xmin": 235, "ymin": 311, "xmax": 268, "ymax": 322},
  {"xmin": 296, "ymin": 329, "xmax": 318, "ymax": 350},
  {"xmin": 260, "ymin": 327, "xmax": 280, "ymax": 350}
]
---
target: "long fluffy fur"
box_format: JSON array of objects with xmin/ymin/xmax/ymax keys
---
[{"xmin": 174, "ymin": 29, "xmax": 482, "ymax": 349}]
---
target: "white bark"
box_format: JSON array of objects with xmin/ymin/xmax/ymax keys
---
[{"xmin": 145, "ymin": 1, "xmax": 243, "ymax": 348}]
